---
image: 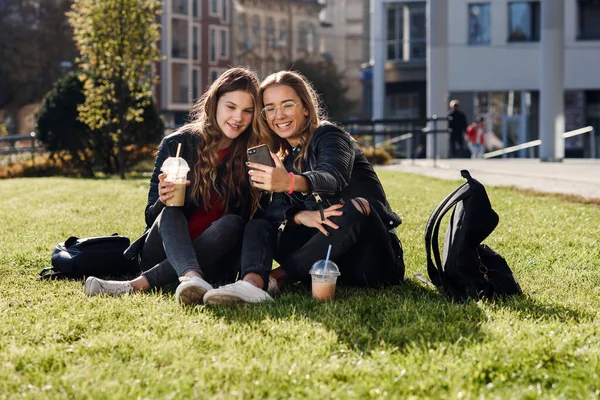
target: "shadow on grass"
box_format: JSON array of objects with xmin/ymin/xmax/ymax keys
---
[
  {"xmin": 201, "ymin": 280, "xmax": 596, "ymax": 353},
  {"xmin": 203, "ymin": 280, "xmax": 487, "ymax": 352},
  {"xmin": 489, "ymin": 294, "xmax": 596, "ymax": 323}
]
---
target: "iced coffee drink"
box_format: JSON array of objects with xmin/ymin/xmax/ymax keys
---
[
  {"xmin": 309, "ymin": 260, "xmax": 341, "ymax": 302},
  {"xmin": 161, "ymin": 153, "xmax": 189, "ymax": 207}
]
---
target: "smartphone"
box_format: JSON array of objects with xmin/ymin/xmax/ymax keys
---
[{"xmin": 247, "ymin": 144, "xmax": 275, "ymax": 167}]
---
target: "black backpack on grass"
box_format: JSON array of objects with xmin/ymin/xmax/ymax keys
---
[
  {"xmin": 37, "ymin": 234, "xmax": 140, "ymax": 280},
  {"xmin": 423, "ymin": 170, "xmax": 522, "ymax": 300}
]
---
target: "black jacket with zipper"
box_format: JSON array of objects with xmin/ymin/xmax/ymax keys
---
[{"xmin": 263, "ymin": 123, "xmax": 402, "ymax": 229}]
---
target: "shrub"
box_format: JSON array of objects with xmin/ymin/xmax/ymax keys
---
[{"xmin": 361, "ymin": 148, "xmax": 393, "ymax": 165}]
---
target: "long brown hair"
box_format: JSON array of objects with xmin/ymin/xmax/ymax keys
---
[
  {"xmin": 258, "ymin": 70, "xmax": 328, "ymax": 172},
  {"xmin": 184, "ymin": 67, "xmax": 266, "ymax": 216}
]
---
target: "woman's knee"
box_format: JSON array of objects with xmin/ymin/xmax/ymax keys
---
[
  {"xmin": 219, "ymin": 214, "xmax": 246, "ymax": 232},
  {"xmin": 351, "ymin": 197, "xmax": 371, "ymax": 215}
]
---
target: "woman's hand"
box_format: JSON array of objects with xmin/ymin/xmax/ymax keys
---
[
  {"xmin": 293, "ymin": 204, "xmax": 344, "ymax": 236},
  {"xmin": 247, "ymin": 152, "xmax": 291, "ymax": 193},
  {"xmin": 157, "ymin": 173, "xmax": 190, "ymax": 205}
]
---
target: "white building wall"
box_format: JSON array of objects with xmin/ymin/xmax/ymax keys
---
[{"xmin": 447, "ymin": 0, "xmax": 600, "ymax": 92}]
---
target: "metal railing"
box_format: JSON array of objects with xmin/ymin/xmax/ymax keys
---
[
  {"xmin": 338, "ymin": 116, "xmax": 451, "ymax": 166},
  {"xmin": 0, "ymin": 132, "xmax": 44, "ymax": 156},
  {"xmin": 483, "ymin": 126, "xmax": 596, "ymax": 159}
]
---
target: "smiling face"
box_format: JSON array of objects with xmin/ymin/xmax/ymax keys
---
[
  {"xmin": 215, "ymin": 90, "xmax": 255, "ymax": 149},
  {"xmin": 262, "ymin": 84, "xmax": 309, "ymax": 147}
]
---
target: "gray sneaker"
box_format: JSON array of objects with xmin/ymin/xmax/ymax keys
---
[
  {"xmin": 203, "ymin": 280, "xmax": 273, "ymax": 305},
  {"xmin": 175, "ymin": 276, "xmax": 213, "ymax": 306},
  {"xmin": 84, "ymin": 276, "xmax": 133, "ymax": 297}
]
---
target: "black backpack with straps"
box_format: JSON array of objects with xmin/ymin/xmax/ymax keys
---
[{"xmin": 423, "ymin": 170, "xmax": 522, "ymax": 300}]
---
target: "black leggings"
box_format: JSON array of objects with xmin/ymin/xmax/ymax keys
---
[
  {"xmin": 140, "ymin": 207, "xmax": 244, "ymax": 288},
  {"xmin": 241, "ymin": 199, "xmax": 402, "ymax": 288}
]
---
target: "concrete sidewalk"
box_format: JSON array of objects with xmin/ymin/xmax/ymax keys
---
[{"xmin": 379, "ymin": 158, "xmax": 600, "ymax": 200}]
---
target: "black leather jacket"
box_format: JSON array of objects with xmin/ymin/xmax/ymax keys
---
[
  {"xmin": 144, "ymin": 129, "xmax": 252, "ymax": 229},
  {"xmin": 263, "ymin": 123, "xmax": 402, "ymax": 229}
]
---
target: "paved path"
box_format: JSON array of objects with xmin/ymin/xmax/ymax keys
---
[{"xmin": 379, "ymin": 159, "xmax": 600, "ymax": 200}]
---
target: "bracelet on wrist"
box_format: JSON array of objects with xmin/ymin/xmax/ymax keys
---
[{"xmin": 287, "ymin": 172, "xmax": 295, "ymax": 195}]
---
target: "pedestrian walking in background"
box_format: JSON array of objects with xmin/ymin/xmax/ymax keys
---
[
  {"xmin": 447, "ymin": 99, "xmax": 469, "ymax": 158},
  {"xmin": 466, "ymin": 116, "xmax": 486, "ymax": 158}
]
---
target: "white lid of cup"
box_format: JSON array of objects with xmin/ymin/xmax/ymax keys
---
[
  {"xmin": 309, "ymin": 260, "xmax": 341, "ymax": 276},
  {"xmin": 161, "ymin": 156, "xmax": 189, "ymax": 171}
]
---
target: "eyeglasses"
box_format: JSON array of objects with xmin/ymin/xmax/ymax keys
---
[{"xmin": 261, "ymin": 101, "xmax": 300, "ymax": 120}]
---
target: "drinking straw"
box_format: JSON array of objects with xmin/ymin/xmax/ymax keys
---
[
  {"xmin": 325, "ymin": 244, "xmax": 332, "ymax": 264},
  {"xmin": 323, "ymin": 244, "xmax": 332, "ymax": 278},
  {"xmin": 175, "ymin": 143, "xmax": 182, "ymax": 180}
]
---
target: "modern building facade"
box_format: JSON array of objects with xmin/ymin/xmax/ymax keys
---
[
  {"xmin": 365, "ymin": 0, "xmax": 426, "ymax": 121},
  {"xmin": 231, "ymin": 0, "xmax": 323, "ymax": 79},
  {"xmin": 370, "ymin": 0, "xmax": 600, "ymax": 158},
  {"xmin": 319, "ymin": 0, "xmax": 370, "ymax": 118},
  {"xmin": 158, "ymin": 0, "xmax": 232, "ymax": 127}
]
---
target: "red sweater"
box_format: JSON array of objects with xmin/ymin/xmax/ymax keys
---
[{"xmin": 188, "ymin": 147, "xmax": 230, "ymax": 240}]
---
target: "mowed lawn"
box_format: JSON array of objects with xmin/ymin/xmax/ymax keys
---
[{"xmin": 1, "ymin": 171, "xmax": 600, "ymax": 399}]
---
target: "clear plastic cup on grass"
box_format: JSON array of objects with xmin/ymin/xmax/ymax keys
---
[{"xmin": 309, "ymin": 256, "xmax": 340, "ymax": 302}]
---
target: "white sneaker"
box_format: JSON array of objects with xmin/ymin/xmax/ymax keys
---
[
  {"xmin": 84, "ymin": 276, "xmax": 132, "ymax": 297},
  {"xmin": 175, "ymin": 276, "xmax": 213, "ymax": 306},
  {"xmin": 267, "ymin": 275, "xmax": 280, "ymax": 297},
  {"xmin": 203, "ymin": 280, "xmax": 273, "ymax": 305}
]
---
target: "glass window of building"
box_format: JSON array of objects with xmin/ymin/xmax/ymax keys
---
[
  {"xmin": 386, "ymin": 2, "xmax": 425, "ymax": 62},
  {"xmin": 210, "ymin": 69, "xmax": 220, "ymax": 84},
  {"xmin": 238, "ymin": 14, "xmax": 247, "ymax": 43},
  {"xmin": 211, "ymin": 0, "xmax": 219, "ymax": 16},
  {"xmin": 508, "ymin": 1, "xmax": 540, "ymax": 42},
  {"xmin": 192, "ymin": 0, "xmax": 199, "ymax": 17},
  {"xmin": 252, "ymin": 17, "xmax": 261, "ymax": 48},
  {"xmin": 578, "ymin": 0, "xmax": 600, "ymax": 40},
  {"xmin": 468, "ymin": 3, "xmax": 491, "ymax": 44},
  {"xmin": 266, "ymin": 18, "xmax": 275, "ymax": 47},
  {"xmin": 306, "ymin": 24, "xmax": 315, "ymax": 53},
  {"xmin": 222, "ymin": 0, "xmax": 227, "ymax": 21},
  {"xmin": 173, "ymin": 0, "xmax": 187, "ymax": 15},
  {"xmin": 220, "ymin": 29, "xmax": 228, "ymax": 58},
  {"xmin": 192, "ymin": 26, "xmax": 199, "ymax": 60},
  {"xmin": 210, "ymin": 27, "xmax": 217, "ymax": 63},
  {"xmin": 279, "ymin": 21, "xmax": 288, "ymax": 47},
  {"xmin": 386, "ymin": 5, "xmax": 400, "ymax": 60},
  {"xmin": 298, "ymin": 23, "xmax": 307, "ymax": 51},
  {"xmin": 409, "ymin": 4, "xmax": 425, "ymax": 59}
]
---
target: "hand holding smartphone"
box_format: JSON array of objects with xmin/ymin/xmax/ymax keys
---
[{"xmin": 247, "ymin": 144, "xmax": 275, "ymax": 168}]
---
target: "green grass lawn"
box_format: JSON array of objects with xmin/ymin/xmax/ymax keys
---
[{"xmin": 1, "ymin": 171, "xmax": 600, "ymax": 399}]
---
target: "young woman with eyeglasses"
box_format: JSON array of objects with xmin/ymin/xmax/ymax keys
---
[
  {"xmin": 202, "ymin": 70, "xmax": 404, "ymax": 305},
  {"xmin": 84, "ymin": 67, "xmax": 269, "ymax": 306}
]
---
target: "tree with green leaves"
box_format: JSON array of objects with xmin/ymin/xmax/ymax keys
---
[
  {"xmin": 287, "ymin": 59, "xmax": 356, "ymax": 122},
  {"xmin": 67, "ymin": 0, "xmax": 163, "ymax": 178},
  {"xmin": 36, "ymin": 71, "xmax": 164, "ymax": 177}
]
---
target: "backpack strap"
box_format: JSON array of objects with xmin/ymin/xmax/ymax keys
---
[
  {"xmin": 36, "ymin": 267, "xmax": 71, "ymax": 280},
  {"xmin": 424, "ymin": 170, "xmax": 473, "ymax": 287}
]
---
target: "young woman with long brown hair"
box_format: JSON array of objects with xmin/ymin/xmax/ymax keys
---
[
  {"xmin": 84, "ymin": 67, "xmax": 268, "ymax": 306},
  {"xmin": 202, "ymin": 70, "xmax": 404, "ymax": 304}
]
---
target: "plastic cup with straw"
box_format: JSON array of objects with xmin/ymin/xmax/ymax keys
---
[
  {"xmin": 160, "ymin": 142, "xmax": 189, "ymax": 207},
  {"xmin": 309, "ymin": 244, "xmax": 341, "ymax": 302}
]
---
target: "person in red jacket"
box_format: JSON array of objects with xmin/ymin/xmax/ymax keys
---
[{"xmin": 466, "ymin": 116, "xmax": 486, "ymax": 158}]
